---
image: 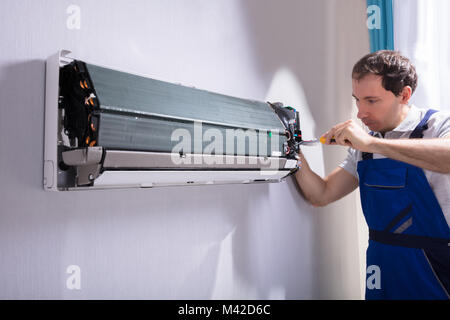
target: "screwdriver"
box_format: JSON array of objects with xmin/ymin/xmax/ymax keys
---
[{"xmin": 299, "ymin": 136, "xmax": 337, "ymax": 145}]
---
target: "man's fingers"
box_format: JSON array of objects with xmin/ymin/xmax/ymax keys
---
[
  {"xmin": 322, "ymin": 121, "xmax": 348, "ymax": 144},
  {"xmin": 334, "ymin": 127, "xmax": 348, "ymax": 145},
  {"xmin": 332, "ymin": 121, "xmax": 349, "ymax": 144}
]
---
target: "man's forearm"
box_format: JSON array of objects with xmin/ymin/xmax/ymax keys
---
[
  {"xmin": 369, "ymin": 137, "xmax": 450, "ymax": 173},
  {"xmin": 294, "ymin": 153, "xmax": 327, "ymax": 206}
]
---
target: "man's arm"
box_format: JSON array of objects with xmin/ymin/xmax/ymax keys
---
[
  {"xmin": 369, "ymin": 136, "xmax": 450, "ymax": 173},
  {"xmin": 294, "ymin": 151, "xmax": 359, "ymax": 207},
  {"xmin": 324, "ymin": 119, "xmax": 450, "ymax": 174}
]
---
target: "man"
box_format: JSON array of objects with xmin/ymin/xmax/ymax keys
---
[{"xmin": 295, "ymin": 50, "xmax": 450, "ymax": 300}]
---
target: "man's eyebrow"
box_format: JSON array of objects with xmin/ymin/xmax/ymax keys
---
[{"xmin": 352, "ymin": 94, "xmax": 380, "ymax": 100}]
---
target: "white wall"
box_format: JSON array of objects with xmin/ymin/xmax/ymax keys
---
[{"xmin": 0, "ymin": 0, "xmax": 368, "ymax": 299}]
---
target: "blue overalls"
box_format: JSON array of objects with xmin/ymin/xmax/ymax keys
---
[{"xmin": 357, "ymin": 109, "xmax": 450, "ymax": 300}]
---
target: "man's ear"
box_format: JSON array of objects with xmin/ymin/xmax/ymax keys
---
[{"xmin": 401, "ymin": 85, "xmax": 412, "ymax": 104}]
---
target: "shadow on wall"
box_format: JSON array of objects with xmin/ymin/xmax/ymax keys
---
[
  {"xmin": 0, "ymin": 60, "xmax": 47, "ymax": 190},
  {"xmin": 0, "ymin": 59, "xmax": 71, "ymax": 299}
]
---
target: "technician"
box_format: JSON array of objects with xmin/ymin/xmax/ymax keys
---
[{"xmin": 295, "ymin": 50, "xmax": 450, "ymax": 300}]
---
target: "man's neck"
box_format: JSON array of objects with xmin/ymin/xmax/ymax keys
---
[
  {"xmin": 397, "ymin": 104, "xmax": 411, "ymax": 125},
  {"xmin": 380, "ymin": 104, "xmax": 411, "ymax": 135}
]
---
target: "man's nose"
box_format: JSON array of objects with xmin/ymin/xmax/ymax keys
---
[{"xmin": 357, "ymin": 106, "xmax": 369, "ymax": 119}]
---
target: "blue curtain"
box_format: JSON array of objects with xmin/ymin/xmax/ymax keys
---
[{"xmin": 367, "ymin": 0, "xmax": 394, "ymax": 52}]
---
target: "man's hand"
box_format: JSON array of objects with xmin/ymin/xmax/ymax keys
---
[{"xmin": 322, "ymin": 119, "xmax": 376, "ymax": 152}]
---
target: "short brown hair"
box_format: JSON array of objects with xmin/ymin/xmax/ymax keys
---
[{"xmin": 352, "ymin": 50, "xmax": 418, "ymax": 96}]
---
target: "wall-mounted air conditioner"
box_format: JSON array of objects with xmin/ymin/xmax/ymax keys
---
[{"xmin": 44, "ymin": 50, "xmax": 304, "ymax": 190}]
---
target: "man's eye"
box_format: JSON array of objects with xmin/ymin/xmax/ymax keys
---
[{"xmin": 368, "ymin": 100, "xmax": 377, "ymax": 104}]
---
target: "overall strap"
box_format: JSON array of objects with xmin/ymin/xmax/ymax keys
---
[
  {"xmin": 409, "ymin": 109, "xmax": 438, "ymax": 138},
  {"xmin": 369, "ymin": 229, "xmax": 450, "ymax": 249},
  {"xmin": 361, "ymin": 132, "xmax": 375, "ymax": 160},
  {"xmin": 361, "ymin": 109, "xmax": 438, "ymax": 161}
]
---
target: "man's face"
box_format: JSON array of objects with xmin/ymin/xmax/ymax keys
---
[{"xmin": 352, "ymin": 74, "xmax": 405, "ymax": 133}]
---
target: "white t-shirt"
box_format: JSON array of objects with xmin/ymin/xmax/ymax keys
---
[{"xmin": 340, "ymin": 105, "xmax": 450, "ymax": 227}]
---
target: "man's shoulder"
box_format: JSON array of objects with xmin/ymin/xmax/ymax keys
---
[
  {"xmin": 417, "ymin": 106, "xmax": 450, "ymax": 137},
  {"xmin": 414, "ymin": 105, "xmax": 450, "ymax": 120}
]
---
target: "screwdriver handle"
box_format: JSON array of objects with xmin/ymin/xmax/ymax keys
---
[
  {"xmin": 320, "ymin": 136, "xmax": 348, "ymax": 144},
  {"xmin": 319, "ymin": 136, "xmax": 336, "ymax": 144}
]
